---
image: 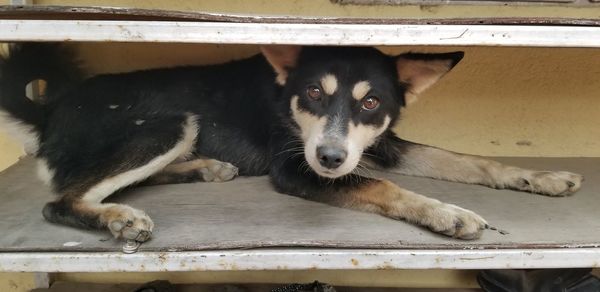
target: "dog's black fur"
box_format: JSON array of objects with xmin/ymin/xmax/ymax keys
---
[{"xmin": 0, "ymin": 43, "xmax": 582, "ymax": 241}]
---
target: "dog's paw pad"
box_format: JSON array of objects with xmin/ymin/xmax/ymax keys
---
[
  {"xmin": 200, "ymin": 161, "xmax": 238, "ymax": 182},
  {"xmin": 522, "ymin": 171, "xmax": 583, "ymax": 196},
  {"xmin": 427, "ymin": 204, "xmax": 487, "ymax": 240},
  {"xmin": 105, "ymin": 206, "xmax": 154, "ymax": 242}
]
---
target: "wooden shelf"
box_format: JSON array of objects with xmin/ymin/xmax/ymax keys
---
[
  {"xmin": 1, "ymin": 157, "xmax": 599, "ymax": 272},
  {"xmin": 0, "ymin": 5, "xmax": 599, "ymax": 273}
]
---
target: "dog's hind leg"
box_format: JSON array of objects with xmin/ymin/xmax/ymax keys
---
[
  {"xmin": 42, "ymin": 115, "xmax": 198, "ymax": 241},
  {"xmin": 142, "ymin": 157, "xmax": 238, "ymax": 186},
  {"xmin": 368, "ymin": 134, "xmax": 583, "ymax": 197}
]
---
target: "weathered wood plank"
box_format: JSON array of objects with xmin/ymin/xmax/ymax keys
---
[
  {"xmin": 0, "ymin": 157, "xmax": 598, "ymax": 252},
  {"xmin": 2, "ymin": 20, "xmax": 600, "ymax": 47}
]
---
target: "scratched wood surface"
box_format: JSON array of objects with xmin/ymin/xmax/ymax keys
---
[{"xmin": 0, "ymin": 157, "xmax": 598, "ymax": 252}]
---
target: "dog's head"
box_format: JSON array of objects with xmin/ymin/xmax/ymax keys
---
[{"xmin": 262, "ymin": 46, "xmax": 463, "ymax": 178}]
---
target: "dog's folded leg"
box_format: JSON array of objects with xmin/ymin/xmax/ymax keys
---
[
  {"xmin": 368, "ymin": 134, "xmax": 583, "ymax": 197},
  {"xmin": 42, "ymin": 115, "xmax": 199, "ymax": 241},
  {"xmin": 143, "ymin": 157, "xmax": 238, "ymax": 186}
]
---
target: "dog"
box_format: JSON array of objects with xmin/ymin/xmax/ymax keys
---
[{"xmin": 0, "ymin": 43, "xmax": 583, "ymax": 242}]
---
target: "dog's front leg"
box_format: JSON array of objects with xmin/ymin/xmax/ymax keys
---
[
  {"xmin": 370, "ymin": 134, "xmax": 583, "ymax": 196},
  {"xmin": 331, "ymin": 179, "xmax": 489, "ymax": 239},
  {"xmin": 270, "ymin": 167, "xmax": 487, "ymax": 239}
]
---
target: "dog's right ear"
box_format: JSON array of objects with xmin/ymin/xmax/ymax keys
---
[
  {"xmin": 261, "ymin": 45, "xmax": 302, "ymax": 85},
  {"xmin": 396, "ymin": 51, "xmax": 464, "ymax": 105}
]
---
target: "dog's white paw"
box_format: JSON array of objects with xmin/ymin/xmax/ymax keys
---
[
  {"xmin": 104, "ymin": 205, "xmax": 154, "ymax": 242},
  {"xmin": 423, "ymin": 203, "xmax": 488, "ymax": 240},
  {"xmin": 516, "ymin": 171, "xmax": 583, "ymax": 197},
  {"xmin": 199, "ymin": 160, "xmax": 238, "ymax": 182}
]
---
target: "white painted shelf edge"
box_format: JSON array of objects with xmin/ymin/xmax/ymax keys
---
[
  {"xmin": 1, "ymin": 20, "xmax": 600, "ymax": 47},
  {"xmin": 1, "ymin": 248, "xmax": 600, "ymax": 272}
]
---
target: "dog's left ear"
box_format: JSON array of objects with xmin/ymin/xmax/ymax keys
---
[
  {"xmin": 396, "ymin": 52, "xmax": 464, "ymax": 105},
  {"xmin": 261, "ymin": 45, "xmax": 302, "ymax": 85}
]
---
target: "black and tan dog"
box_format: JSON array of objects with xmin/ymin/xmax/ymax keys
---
[{"xmin": 0, "ymin": 44, "xmax": 583, "ymax": 241}]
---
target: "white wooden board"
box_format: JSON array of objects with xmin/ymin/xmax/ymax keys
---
[{"xmin": 1, "ymin": 20, "xmax": 600, "ymax": 47}]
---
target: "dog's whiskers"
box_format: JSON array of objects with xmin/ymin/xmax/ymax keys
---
[{"xmin": 275, "ymin": 146, "xmax": 304, "ymax": 157}]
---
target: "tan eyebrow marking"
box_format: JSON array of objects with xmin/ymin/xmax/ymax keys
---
[
  {"xmin": 352, "ymin": 81, "xmax": 371, "ymax": 101},
  {"xmin": 320, "ymin": 74, "xmax": 338, "ymax": 96}
]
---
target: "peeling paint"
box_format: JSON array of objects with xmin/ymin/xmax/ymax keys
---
[
  {"xmin": 459, "ymin": 256, "xmax": 496, "ymax": 261},
  {"xmin": 1, "ymin": 249, "xmax": 599, "ymax": 272}
]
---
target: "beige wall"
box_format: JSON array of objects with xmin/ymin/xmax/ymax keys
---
[
  {"xmin": 56, "ymin": 270, "xmax": 479, "ymax": 288},
  {"xmin": 391, "ymin": 46, "xmax": 600, "ymax": 157},
  {"xmin": 0, "ymin": 134, "xmax": 23, "ymax": 171},
  {"xmin": 76, "ymin": 43, "xmax": 600, "ymax": 158},
  {"xmin": 0, "ymin": 273, "xmax": 40, "ymax": 292}
]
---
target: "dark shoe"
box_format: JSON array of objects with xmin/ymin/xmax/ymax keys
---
[
  {"xmin": 478, "ymin": 269, "xmax": 600, "ymax": 292},
  {"xmin": 271, "ymin": 281, "xmax": 336, "ymax": 292}
]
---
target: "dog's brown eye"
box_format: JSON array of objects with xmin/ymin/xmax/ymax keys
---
[
  {"xmin": 361, "ymin": 96, "xmax": 380, "ymax": 111},
  {"xmin": 306, "ymin": 86, "xmax": 322, "ymax": 101}
]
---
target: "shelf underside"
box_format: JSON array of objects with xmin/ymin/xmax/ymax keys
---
[{"xmin": 1, "ymin": 157, "xmax": 599, "ymax": 253}]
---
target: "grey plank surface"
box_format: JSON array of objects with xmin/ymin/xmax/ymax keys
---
[{"xmin": 0, "ymin": 157, "xmax": 598, "ymax": 252}]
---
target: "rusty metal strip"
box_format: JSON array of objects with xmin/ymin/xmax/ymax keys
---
[
  {"xmin": 0, "ymin": 5, "xmax": 599, "ymax": 26},
  {"xmin": 333, "ymin": 0, "xmax": 600, "ymax": 6}
]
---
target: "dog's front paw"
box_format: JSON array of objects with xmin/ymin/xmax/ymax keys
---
[
  {"xmin": 516, "ymin": 171, "xmax": 583, "ymax": 197},
  {"xmin": 424, "ymin": 203, "xmax": 488, "ymax": 240},
  {"xmin": 103, "ymin": 205, "xmax": 154, "ymax": 242}
]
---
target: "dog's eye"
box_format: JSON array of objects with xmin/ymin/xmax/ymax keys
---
[
  {"xmin": 361, "ymin": 96, "xmax": 380, "ymax": 111},
  {"xmin": 306, "ymin": 86, "xmax": 322, "ymax": 101}
]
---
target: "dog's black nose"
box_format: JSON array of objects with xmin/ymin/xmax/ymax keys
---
[{"xmin": 317, "ymin": 146, "xmax": 347, "ymax": 169}]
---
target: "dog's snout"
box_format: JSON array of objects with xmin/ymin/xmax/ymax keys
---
[{"xmin": 317, "ymin": 146, "xmax": 347, "ymax": 169}]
